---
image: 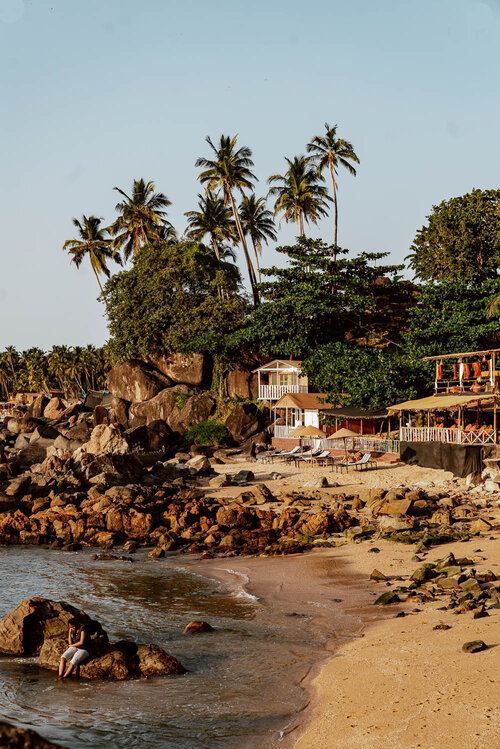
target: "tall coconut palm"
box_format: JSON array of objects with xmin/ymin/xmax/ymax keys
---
[
  {"xmin": 185, "ymin": 191, "xmax": 238, "ymax": 261},
  {"xmin": 63, "ymin": 215, "xmax": 117, "ymax": 293},
  {"xmin": 109, "ymin": 178, "xmax": 173, "ymax": 262},
  {"xmin": 195, "ymin": 135, "xmax": 259, "ymax": 305},
  {"xmin": 268, "ymin": 156, "xmax": 331, "ymax": 235},
  {"xmin": 239, "ymin": 194, "xmax": 277, "ymax": 280},
  {"xmin": 307, "ymin": 123, "xmax": 359, "ymax": 257}
]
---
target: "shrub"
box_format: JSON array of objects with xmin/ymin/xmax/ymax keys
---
[{"xmin": 185, "ymin": 419, "xmax": 229, "ymax": 446}]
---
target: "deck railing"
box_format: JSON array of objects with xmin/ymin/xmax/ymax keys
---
[
  {"xmin": 259, "ymin": 384, "xmax": 308, "ymax": 401},
  {"xmin": 273, "ymin": 427, "xmax": 399, "ymax": 454},
  {"xmin": 400, "ymin": 426, "xmax": 496, "ymax": 445}
]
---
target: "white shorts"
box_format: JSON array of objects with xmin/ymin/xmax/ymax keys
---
[{"xmin": 62, "ymin": 647, "xmax": 89, "ymax": 666}]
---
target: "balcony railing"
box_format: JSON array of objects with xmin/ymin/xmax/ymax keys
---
[
  {"xmin": 273, "ymin": 425, "xmax": 399, "ymax": 454},
  {"xmin": 400, "ymin": 426, "xmax": 497, "ymax": 445},
  {"xmin": 258, "ymin": 384, "xmax": 308, "ymax": 400}
]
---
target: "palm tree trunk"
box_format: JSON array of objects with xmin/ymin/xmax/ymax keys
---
[
  {"xmin": 299, "ymin": 212, "xmax": 304, "ymax": 236},
  {"xmin": 251, "ymin": 237, "xmax": 261, "ymax": 282},
  {"xmin": 228, "ymin": 192, "xmax": 259, "ymax": 306},
  {"xmin": 92, "ymin": 266, "xmax": 104, "ymax": 294},
  {"xmin": 329, "ymin": 163, "xmax": 338, "ymax": 261}
]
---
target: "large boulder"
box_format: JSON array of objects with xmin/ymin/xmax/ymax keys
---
[
  {"xmin": 226, "ymin": 367, "xmax": 259, "ymax": 399},
  {"xmin": 0, "ymin": 597, "xmax": 185, "ymax": 681},
  {"xmin": 225, "ymin": 403, "xmax": 264, "ymax": 444},
  {"xmin": 30, "ymin": 394, "xmax": 50, "ymax": 419},
  {"xmin": 0, "ymin": 721, "xmax": 63, "ymax": 748},
  {"xmin": 129, "ymin": 388, "xmax": 214, "ymax": 435},
  {"xmin": 82, "ymin": 425, "xmax": 129, "ymax": 456},
  {"xmin": 154, "ymin": 353, "xmax": 205, "ymax": 386},
  {"xmin": 107, "ymin": 360, "xmax": 172, "ymax": 404},
  {"xmin": 43, "ymin": 398, "xmax": 66, "ymax": 421}
]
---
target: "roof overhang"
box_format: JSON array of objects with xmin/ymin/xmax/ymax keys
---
[{"xmin": 388, "ymin": 393, "xmax": 497, "ymax": 414}]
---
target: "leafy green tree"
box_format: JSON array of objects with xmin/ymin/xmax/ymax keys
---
[
  {"xmin": 185, "ymin": 191, "xmax": 237, "ymax": 261},
  {"xmin": 303, "ymin": 343, "xmax": 420, "ymax": 410},
  {"xmin": 235, "ymin": 237, "xmax": 414, "ymax": 358},
  {"xmin": 104, "ymin": 240, "xmax": 246, "ymax": 365},
  {"xmin": 239, "ymin": 194, "xmax": 277, "ymax": 279},
  {"xmin": 63, "ymin": 215, "xmax": 118, "ymax": 293},
  {"xmin": 196, "ymin": 135, "xmax": 259, "ymax": 305},
  {"xmin": 109, "ymin": 178, "xmax": 174, "ymax": 262},
  {"xmin": 407, "ymin": 189, "xmax": 500, "ymax": 283},
  {"xmin": 268, "ymin": 155, "xmax": 331, "ymax": 236},
  {"xmin": 307, "ymin": 123, "xmax": 359, "ymax": 258},
  {"xmin": 402, "ymin": 279, "xmax": 500, "ymax": 360}
]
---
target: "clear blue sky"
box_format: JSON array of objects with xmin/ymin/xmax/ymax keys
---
[{"xmin": 1, "ymin": 0, "xmax": 499, "ymax": 349}]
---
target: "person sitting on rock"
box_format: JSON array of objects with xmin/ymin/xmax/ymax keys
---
[{"xmin": 59, "ymin": 618, "xmax": 90, "ymax": 679}]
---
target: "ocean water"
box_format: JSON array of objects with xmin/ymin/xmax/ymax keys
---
[{"xmin": 0, "ymin": 547, "xmax": 332, "ymax": 749}]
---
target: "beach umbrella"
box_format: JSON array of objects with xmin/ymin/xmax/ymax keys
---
[
  {"xmin": 290, "ymin": 425, "xmax": 327, "ymax": 437},
  {"xmin": 327, "ymin": 427, "xmax": 358, "ymax": 458}
]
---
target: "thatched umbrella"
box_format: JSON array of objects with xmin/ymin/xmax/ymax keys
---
[
  {"xmin": 327, "ymin": 427, "xmax": 358, "ymax": 459},
  {"xmin": 289, "ymin": 425, "xmax": 327, "ymax": 449}
]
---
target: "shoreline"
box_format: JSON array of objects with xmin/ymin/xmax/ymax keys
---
[{"xmin": 185, "ymin": 548, "xmax": 397, "ymax": 748}]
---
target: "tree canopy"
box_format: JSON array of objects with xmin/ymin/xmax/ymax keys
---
[{"xmin": 408, "ymin": 189, "xmax": 500, "ymax": 283}]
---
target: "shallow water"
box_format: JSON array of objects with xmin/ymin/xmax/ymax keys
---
[{"xmin": 0, "ymin": 547, "xmax": 331, "ymax": 749}]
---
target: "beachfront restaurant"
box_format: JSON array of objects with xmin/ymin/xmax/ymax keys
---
[{"xmin": 389, "ymin": 392, "xmax": 498, "ymax": 476}]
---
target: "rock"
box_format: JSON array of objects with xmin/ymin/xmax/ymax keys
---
[
  {"xmin": 183, "ymin": 620, "xmax": 214, "ymax": 635},
  {"xmin": 136, "ymin": 643, "xmax": 186, "ymax": 676},
  {"xmin": 433, "ymin": 622, "xmax": 452, "ymax": 630},
  {"xmin": 377, "ymin": 516, "xmax": 412, "ymax": 532},
  {"xmin": 129, "ymin": 388, "xmax": 214, "ymax": 434},
  {"xmin": 5, "ymin": 475, "xmax": 31, "ymax": 497},
  {"xmin": 225, "ymin": 366, "xmax": 259, "ymax": 399},
  {"xmin": 107, "ymin": 360, "xmax": 172, "ymax": 403},
  {"xmin": 370, "ymin": 569, "xmax": 388, "ymax": 581},
  {"xmin": 43, "ymin": 397, "xmax": 66, "ymax": 420},
  {"xmin": 374, "ymin": 591, "xmax": 400, "ymax": 605},
  {"xmin": 0, "ymin": 721, "xmax": 64, "ymax": 748},
  {"xmin": 30, "ymin": 394, "xmax": 50, "ymax": 419},
  {"xmin": 0, "ymin": 597, "xmax": 185, "ymax": 680},
  {"xmin": 471, "ymin": 518, "xmax": 493, "ymax": 533},
  {"xmin": 483, "ymin": 479, "xmax": 500, "ymax": 493},
  {"xmin": 93, "ymin": 405, "xmax": 110, "ymax": 426},
  {"xmin": 208, "ymin": 474, "xmax": 232, "ymax": 488},
  {"xmin": 303, "ymin": 476, "xmax": 329, "ymax": 488},
  {"xmin": 376, "ymin": 498, "xmax": 413, "ymax": 516},
  {"xmin": 225, "ymin": 403, "xmax": 263, "ymax": 444},
  {"xmin": 83, "ymin": 425, "xmax": 129, "ymax": 456},
  {"xmin": 462, "ymin": 640, "xmax": 487, "ymax": 653},
  {"xmin": 154, "ymin": 353, "xmax": 205, "ymax": 386},
  {"xmin": 233, "ymin": 469, "xmax": 255, "ymax": 484},
  {"xmin": 238, "ymin": 485, "xmax": 275, "ymax": 505},
  {"xmin": 186, "ymin": 455, "xmax": 211, "ymax": 475},
  {"xmin": 110, "ymin": 397, "xmax": 129, "ymax": 427},
  {"xmin": 148, "ymin": 547, "xmax": 165, "ymax": 558}
]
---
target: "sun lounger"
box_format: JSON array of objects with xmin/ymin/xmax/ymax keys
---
[
  {"xmin": 333, "ymin": 453, "xmax": 376, "ymax": 473},
  {"xmin": 292, "ymin": 448, "xmax": 323, "ymax": 466},
  {"xmin": 299, "ymin": 450, "xmax": 331, "ymax": 466},
  {"xmin": 274, "ymin": 446, "xmax": 304, "ymax": 463}
]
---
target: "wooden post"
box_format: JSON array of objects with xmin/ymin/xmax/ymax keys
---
[
  {"xmin": 435, "ymin": 361, "xmax": 439, "ymax": 392},
  {"xmin": 494, "ymin": 399, "xmax": 497, "ymax": 441},
  {"xmin": 491, "ymin": 352, "xmax": 495, "ymax": 389},
  {"xmin": 257, "ymin": 370, "xmax": 261, "ymax": 399}
]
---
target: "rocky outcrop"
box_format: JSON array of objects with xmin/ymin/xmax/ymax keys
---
[
  {"xmin": 0, "ymin": 597, "xmax": 185, "ymax": 680},
  {"xmin": 225, "ymin": 366, "xmax": 259, "ymax": 399},
  {"xmin": 107, "ymin": 360, "xmax": 172, "ymax": 404},
  {"xmin": 0, "ymin": 721, "xmax": 64, "ymax": 748},
  {"xmin": 43, "ymin": 397, "xmax": 66, "ymax": 421},
  {"xmin": 82, "ymin": 424, "xmax": 129, "ymax": 456},
  {"xmin": 154, "ymin": 353, "xmax": 205, "ymax": 386},
  {"xmin": 225, "ymin": 403, "xmax": 263, "ymax": 443},
  {"xmin": 129, "ymin": 388, "xmax": 214, "ymax": 434}
]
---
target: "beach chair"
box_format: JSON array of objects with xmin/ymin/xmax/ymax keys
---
[
  {"xmin": 292, "ymin": 448, "xmax": 324, "ymax": 466},
  {"xmin": 333, "ymin": 453, "xmax": 375, "ymax": 473},
  {"xmin": 274, "ymin": 445, "xmax": 303, "ymax": 463},
  {"xmin": 258, "ymin": 448, "xmax": 283, "ymax": 464},
  {"xmin": 300, "ymin": 450, "xmax": 331, "ymax": 467}
]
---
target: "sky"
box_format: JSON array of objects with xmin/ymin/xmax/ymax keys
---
[{"xmin": 0, "ymin": 0, "xmax": 499, "ymax": 350}]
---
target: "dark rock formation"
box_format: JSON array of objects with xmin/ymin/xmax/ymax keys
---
[
  {"xmin": 0, "ymin": 721, "xmax": 64, "ymax": 748},
  {"xmin": 107, "ymin": 360, "xmax": 172, "ymax": 404},
  {"xmin": 0, "ymin": 597, "xmax": 185, "ymax": 680}
]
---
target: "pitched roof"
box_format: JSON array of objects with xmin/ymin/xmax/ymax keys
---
[
  {"xmin": 252, "ymin": 359, "xmax": 303, "ymax": 373},
  {"xmin": 274, "ymin": 393, "xmax": 332, "ymax": 410}
]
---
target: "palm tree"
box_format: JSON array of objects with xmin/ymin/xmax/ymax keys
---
[
  {"xmin": 239, "ymin": 194, "xmax": 277, "ymax": 280},
  {"xmin": 195, "ymin": 135, "xmax": 259, "ymax": 305},
  {"xmin": 109, "ymin": 178, "xmax": 173, "ymax": 262},
  {"xmin": 268, "ymin": 155, "xmax": 331, "ymax": 235},
  {"xmin": 307, "ymin": 123, "xmax": 359, "ymax": 257},
  {"xmin": 185, "ymin": 191, "xmax": 238, "ymax": 261},
  {"xmin": 63, "ymin": 215, "xmax": 117, "ymax": 293}
]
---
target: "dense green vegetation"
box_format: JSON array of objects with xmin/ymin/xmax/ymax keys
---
[
  {"xmin": 3, "ymin": 126, "xmax": 497, "ymax": 411},
  {"xmin": 185, "ymin": 419, "xmax": 229, "ymax": 446}
]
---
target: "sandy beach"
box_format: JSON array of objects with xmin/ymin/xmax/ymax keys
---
[{"xmin": 204, "ymin": 458, "xmax": 500, "ymax": 749}]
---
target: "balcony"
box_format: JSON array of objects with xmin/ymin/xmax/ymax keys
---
[{"xmin": 258, "ymin": 384, "xmax": 308, "ymax": 401}]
